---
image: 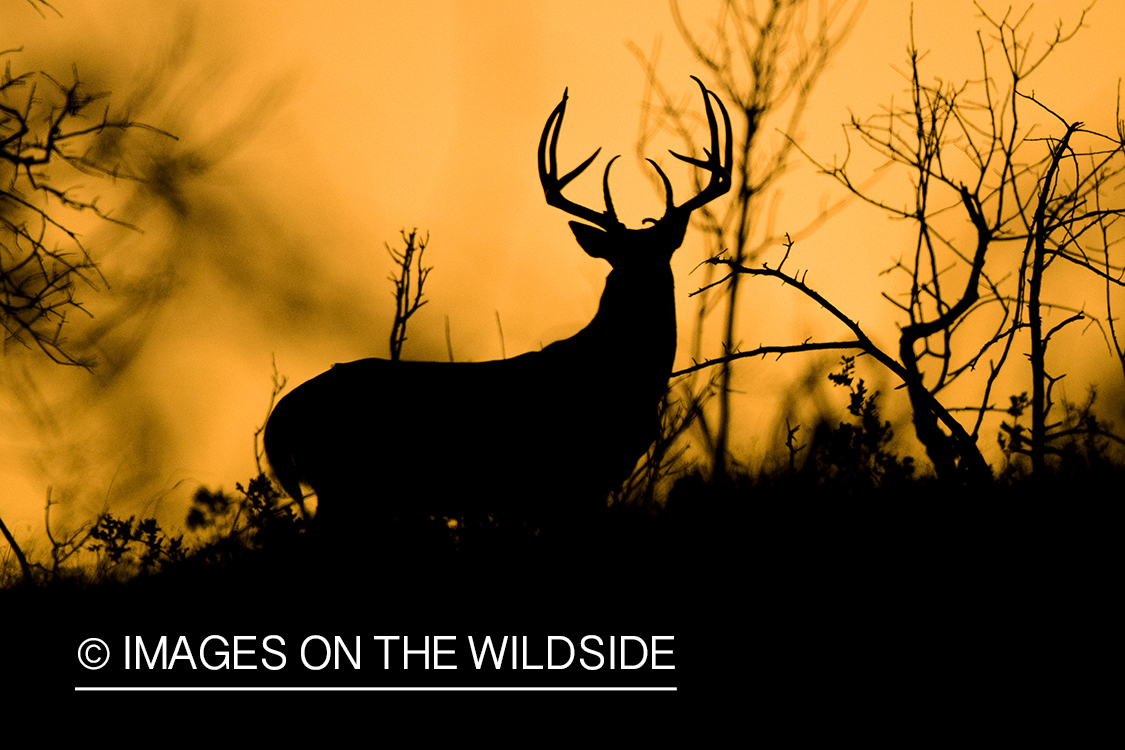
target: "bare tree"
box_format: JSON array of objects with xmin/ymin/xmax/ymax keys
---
[
  {"xmin": 386, "ymin": 228, "xmax": 431, "ymax": 361},
  {"xmin": 680, "ymin": 4, "xmax": 1125, "ymax": 481},
  {"xmin": 634, "ymin": 0, "xmax": 863, "ymax": 480}
]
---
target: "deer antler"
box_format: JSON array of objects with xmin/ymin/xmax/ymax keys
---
[
  {"xmin": 539, "ymin": 89, "xmax": 624, "ymax": 232},
  {"xmin": 651, "ymin": 75, "xmax": 733, "ymax": 217},
  {"xmin": 540, "ymin": 77, "xmax": 731, "ymax": 230}
]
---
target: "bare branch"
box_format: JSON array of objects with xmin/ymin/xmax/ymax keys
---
[
  {"xmin": 386, "ymin": 228, "xmax": 431, "ymax": 361},
  {"xmin": 1, "ymin": 52, "xmax": 173, "ymax": 368}
]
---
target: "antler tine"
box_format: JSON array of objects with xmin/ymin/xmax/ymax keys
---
[
  {"xmin": 645, "ymin": 158, "xmax": 675, "ymax": 219},
  {"xmin": 668, "ymin": 76, "xmax": 733, "ymax": 214},
  {"xmin": 603, "ymin": 154, "xmax": 621, "ymax": 221},
  {"xmin": 539, "ymin": 89, "xmax": 622, "ymax": 230}
]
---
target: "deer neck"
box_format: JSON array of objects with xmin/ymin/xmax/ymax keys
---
[{"xmin": 573, "ymin": 264, "xmax": 677, "ymax": 391}]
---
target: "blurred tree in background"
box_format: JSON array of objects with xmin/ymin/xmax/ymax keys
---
[
  {"xmin": 635, "ymin": 0, "xmax": 862, "ymax": 482},
  {"xmin": 1, "ymin": 44, "xmax": 171, "ymax": 367}
]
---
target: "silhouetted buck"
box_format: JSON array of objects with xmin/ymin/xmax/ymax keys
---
[{"xmin": 264, "ymin": 77, "xmax": 730, "ymax": 534}]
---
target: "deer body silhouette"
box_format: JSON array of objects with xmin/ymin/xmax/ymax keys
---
[{"xmin": 264, "ymin": 78, "xmax": 730, "ymax": 533}]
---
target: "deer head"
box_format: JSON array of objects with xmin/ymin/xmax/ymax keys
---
[{"xmin": 539, "ymin": 75, "xmax": 732, "ymax": 267}]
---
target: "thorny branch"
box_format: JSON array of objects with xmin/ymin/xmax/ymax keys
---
[
  {"xmin": 681, "ymin": 235, "xmax": 990, "ymax": 480},
  {"xmin": 1, "ymin": 51, "xmax": 174, "ymax": 368}
]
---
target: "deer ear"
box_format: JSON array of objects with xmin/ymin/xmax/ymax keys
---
[{"xmin": 569, "ymin": 221, "xmax": 616, "ymax": 262}]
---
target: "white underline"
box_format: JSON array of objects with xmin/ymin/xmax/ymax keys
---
[{"xmin": 76, "ymin": 686, "xmax": 677, "ymax": 691}]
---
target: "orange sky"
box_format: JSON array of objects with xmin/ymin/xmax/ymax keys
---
[{"xmin": 2, "ymin": 1, "xmax": 1123, "ymax": 545}]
